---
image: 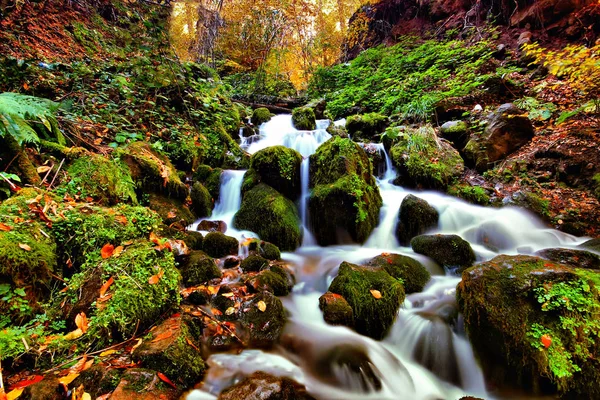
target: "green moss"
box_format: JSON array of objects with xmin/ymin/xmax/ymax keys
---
[
  {"xmin": 203, "ymin": 232, "xmax": 239, "ymax": 258},
  {"xmin": 319, "ymin": 292, "xmax": 354, "ymax": 327},
  {"xmin": 390, "ymin": 126, "xmax": 464, "ymax": 189},
  {"xmin": 190, "ymin": 182, "xmax": 213, "ymax": 218},
  {"xmin": 240, "ymin": 291, "xmax": 286, "ymax": 347},
  {"xmin": 147, "ymin": 193, "xmax": 195, "ymax": 226},
  {"xmin": 195, "ymin": 166, "xmax": 222, "ymax": 202},
  {"xmin": 251, "ymin": 107, "xmax": 272, "ymax": 126},
  {"xmin": 251, "ymin": 268, "xmax": 291, "ymax": 296},
  {"xmin": 292, "ymin": 107, "xmax": 316, "ymax": 130},
  {"xmin": 329, "ymin": 262, "xmax": 404, "ymax": 340},
  {"xmin": 180, "ymin": 251, "xmax": 221, "ymax": 286},
  {"xmin": 367, "ymin": 254, "xmax": 430, "ymax": 293},
  {"xmin": 447, "ymin": 184, "xmax": 490, "ymax": 205},
  {"xmin": 411, "ymin": 234, "xmax": 475, "ymax": 271},
  {"xmin": 345, "ymin": 113, "xmax": 388, "ymax": 140},
  {"xmin": 259, "ymin": 242, "xmax": 281, "ymax": 261},
  {"xmin": 247, "ymin": 146, "xmax": 302, "ymax": 200},
  {"xmin": 234, "ymin": 184, "xmax": 302, "ymax": 251},
  {"xmin": 592, "ymin": 173, "xmax": 600, "ymax": 200},
  {"xmin": 240, "ymin": 255, "xmax": 269, "ymax": 272}
]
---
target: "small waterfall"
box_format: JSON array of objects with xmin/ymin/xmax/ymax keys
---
[
  {"xmin": 213, "ymin": 170, "xmax": 246, "ymax": 217},
  {"xmin": 300, "ymin": 157, "xmax": 316, "ymax": 246}
]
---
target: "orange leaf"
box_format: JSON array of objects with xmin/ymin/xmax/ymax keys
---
[
  {"xmin": 75, "ymin": 312, "xmax": 89, "ymax": 333},
  {"xmin": 101, "ymin": 244, "xmax": 114, "ymax": 259},
  {"xmin": 18, "ymin": 243, "xmax": 31, "ymax": 251},
  {"xmin": 115, "ymin": 215, "xmax": 128, "ymax": 225},
  {"xmin": 541, "ymin": 334, "xmax": 552, "ymax": 349},
  {"xmin": 99, "ymin": 277, "xmax": 114, "ymax": 298},
  {"xmin": 151, "ymin": 330, "xmax": 173, "ymax": 343},
  {"xmin": 112, "ymin": 246, "xmax": 124, "ymax": 257},
  {"xmin": 256, "ymin": 300, "xmax": 267, "ymax": 312},
  {"xmin": 0, "ymin": 222, "xmax": 12, "ymax": 231},
  {"xmin": 370, "ymin": 289, "xmax": 382, "ymax": 299},
  {"xmin": 148, "ymin": 268, "xmax": 164, "ymax": 285},
  {"xmin": 157, "ymin": 372, "xmax": 177, "ymax": 389},
  {"xmin": 149, "ymin": 232, "xmax": 161, "ymax": 245},
  {"xmin": 166, "ymin": 211, "xmax": 177, "ymax": 219},
  {"xmin": 9, "ymin": 375, "xmax": 44, "ymax": 390}
]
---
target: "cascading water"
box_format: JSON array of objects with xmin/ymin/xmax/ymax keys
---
[
  {"xmin": 188, "ymin": 114, "xmax": 589, "ymax": 400},
  {"xmin": 299, "ymin": 157, "xmax": 316, "ymax": 246}
]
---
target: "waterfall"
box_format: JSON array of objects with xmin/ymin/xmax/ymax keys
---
[{"xmin": 300, "ymin": 157, "xmax": 316, "ymax": 246}]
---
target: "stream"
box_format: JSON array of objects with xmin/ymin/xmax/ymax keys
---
[{"xmin": 187, "ymin": 115, "xmax": 586, "ymax": 400}]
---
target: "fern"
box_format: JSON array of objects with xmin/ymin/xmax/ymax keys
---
[{"xmin": 0, "ymin": 92, "xmax": 65, "ymax": 146}]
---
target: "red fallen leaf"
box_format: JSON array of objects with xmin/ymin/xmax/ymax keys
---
[
  {"xmin": 157, "ymin": 372, "xmax": 177, "ymax": 389},
  {"xmin": 115, "ymin": 215, "xmax": 128, "ymax": 225},
  {"xmin": 99, "ymin": 277, "xmax": 114, "ymax": 298},
  {"xmin": 541, "ymin": 334, "xmax": 552, "ymax": 349},
  {"xmin": 9, "ymin": 375, "xmax": 44, "ymax": 389},
  {"xmin": 151, "ymin": 330, "xmax": 174, "ymax": 343},
  {"xmin": 101, "ymin": 244, "xmax": 115, "ymax": 259},
  {"xmin": 0, "ymin": 222, "xmax": 11, "ymax": 231}
]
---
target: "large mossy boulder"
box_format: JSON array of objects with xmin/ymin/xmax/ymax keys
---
[
  {"xmin": 203, "ymin": 232, "xmax": 239, "ymax": 258},
  {"xmin": 366, "ymin": 253, "xmax": 430, "ymax": 293},
  {"xmin": 292, "ymin": 106, "xmax": 316, "ymax": 130},
  {"xmin": 117, "ymin": 141, "xmax": 188, "ymax": 201},
  {"xmin": 395, "ymin": 194, "xmax": 439, "ymax": 246},
  {"xmin": 308, "ymin": 137, "xmax": 382, "ymax": 246},
  {"xmin": 345, "ymin": 112, "xmax": 389, "ymax": 141},
  {"xmin": 246, "ymin": 146, "xmax": 302, "ymax": 200},
  {"xmin": 148, "ymin": 193, "xmax": 195, "ymax": 227},
  {"xmin": 457, "ymin": 255, "xmax": 600, "ymax": 398},
  {"xmin": 193, "ymin": 165, "xmax": 222, "ymax": 203},
  {"xmin": 240, "ymin": 291, "xmax": 287, "ymax": 348},
  {"xmin": 440, "ymin": 120, "xmax": 469, "ymax": 149},
  {"xmin": 464, "ymin": 103, "xmax": 535, "ymax": 172},
  {"xmin": 60, "ymin": 154, "xmax": 137, "ymax": 205},
  {"xmin": 234, "ymin": 184, "xmax": 302, "ymax": 251},
  {"xmin": 411, "ymin": 234, "xmax": 475, "ymax": 272},
  {"xmin": 327, "ymin": 262, "xmax": 404, "ymax": 340},
  {"xmin": 179, "ymin": 250, "xmax": 221, "ymax": 286},
  {"xmin": 251, "ymin": 107, "xmax": 272, "ymax": 126},
  {"xmin": 390, "ymin": 126, "xmax": 464, "ymax": 189},
  {"xmin": 190, "ymin": 181, "xmax": 213, "ymax": 218}
]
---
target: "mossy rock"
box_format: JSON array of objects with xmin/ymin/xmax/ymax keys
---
[
  {"xmin": 156, "ymin": 225, "xmax": 204, "ymax": 251},
  {"xmin": 246, "ymin": 266, "xmax": 293, "ymax": 296},
  {"xmin": 457, "ymin": 255, "xmax": 600, "ymax": 398},
  {"xmin": 292, "ymin": 106, "xmax": 316, "ymax": 130},
  {"xmin": 190, "ymin": 182, "xmax": 213, "ymax": 218},
  {"xmin": 246, "ymin": 146, "xmax": 302, "ymax": 200},
  {"xmin": 69, "ymin": 365, "xmax": 123, "ymax": 399},
  {"xmin": 440, "ymin": 120, "xmax": 469, "ymax": 148},
  {"xmin": 148, "ymin": 193, "xmax": 195, "ymax": 227},
  {"xmin": 411, "ymin": 234, "xmax": 475, "ymax": 272},
  {"xmin": 203, "ymin": 232, "xmax": 238, "ymax": 258},
  {"xmin": 199, "ymin": 124, "xmax": 250, "ymax": 169},
  {"xmin": 580, "ymin": 239, "xmax": 600, "ymax": 253},
  {"xmin": 180, "ymin": 250, "xmax": 221, "ymax": 286},
  {"xmin": 194, "ymin": 165, "xmax": 222, "ymax": 202},
  {"xmin": 447, "ymin": 183, "xmax": 490, "ymax": 205},
  {"xmin": 59, "ymin": 154, "xmax": 137, "ymax": 205},
  {"xmin": 116, "ymin": 141, "xmax": 188, "ymax": 201},
  {"xmin": 220, "ymin": 371, "xmax": 315, "ymax": 400},
  {"xmin": 260, "ymin": 241, "xmax": 281, "ymax": 261},
  {"xmin": 535, "ymin": 248, "xmax": 600, "ymax": 270},
  {"xmin": 132, "ymin": 315, "xmax": 205, "ymax": 387},
  {"xmin": 240, "ymin": 291, "xmax": 286, "ymax": 348},
  {"xmin": 234, "ymin": 184, "xmax": 302, "ymax": 251},
  {"xmin": 345, "ymin": 113, "xmax": 389, "ymax": 141},
  {"xmin": 395, "ymin": 194, "xmax": 439, "ymax": 246},
  {"xmin": 109, "ymin": 369, "xmax": 182, "ymax": 399},
  {"xmin": 326, "ymin": 122, "xmax": 348, "ymax": 138},
  {"xmin": 308, "ymin": 137, "xmax": 382, "ymax": 245},
  {"xmin": 319, "ymin": 292, "xmax": 354, "ymax": 327},
  {"xmin": 240, "ymin": 255, "xmax": 269, "ymax": 273},
  {"xmin": 390, "ymin": 126, "xmax": 464, "ymax": 189},
  {"xmin": 366, "ymin": 253, "xmax": 430, "ymax": 293},
  {"xmin": 251, "ymin": 107, "xmax": 272, "ymax": 126},
  {"xmin": 328, "ymin": 262, "xmax": 404, "ymax": 340}
]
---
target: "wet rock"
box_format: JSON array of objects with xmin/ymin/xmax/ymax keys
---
[
  {"xmin": 411, "ymin": 234, "xmax": 475, "ymax": 272},
  {"xmin": 305, "ymin": 98, "xmax": 327, "ymax": 119},
  {"xmin": 309, "ymin": 137, "xmax": 382, "ymax": 246},
  {"xmin": 457, "ymin": 255, "xmax": 600, "ymax": 398},
  {"xmin": 440, "ymin": 120, "xmax": 469, "ymax": 149},
  {"xmin": 240, "ymin": 255, "xmax": 269, "ymax": 272},
  {"xmin": 133, "ymin": 314, "xmax": 205, "ymax": 387},
  {"xmin": 395, "ymin": 194, "xmax": 439, "ymax": 246},
  {"xmin": 190, "ymin": 182, "xmax": 213, "ymax": 218},
  {"xmin": 251, "ymin": 107, "xmax": 272, "ymax": 126},
  {"xmin": 244, "ymin": 265, "xmax": 294, "ymax": 296},
  {"xmin": 579, "ymin": 238, "xmax": 600, "ymax": 253},
  {"xmin": 148, "ymin": 192, "xmax": 195, "ymax": 227},
  {"xmin": 180, "ymin": 250, "xmax": 222, "ymax": 286},
  {"xmin": 240, "ymin": 291, "xmax": 287, "ymax": 347},
  {"xmin": 157, "ymin": 225, "xmax": 204, "ymax": 251},
  {"xmin": 328, "ymin": 262, "xmax": 404, "ymax": 340},
  {"xmin": 464, "ymin": 104, "xmax": 535, "ymax": 172},
  {"xmin": 234, "ymin": 184, "xmax": 303, "ymax": 251},
  {"xmin": 70, "ymin": 364, "xmax": 123, "ymax": 399},
  {"xmin": 326, "ymin": 122, "xmax": 348, "ymax": 138},
  {"xmin": 535, "ymin": 248, "xmax": 600, "ymax": 270},
  {"xmin": 219, "ymin": 371, "xmax": 315, "ymax": 400},
  {"xmin": 345, "ymin": 112, "xmax": 389, "ymax": 141},
  {"xmin": 223, "ymin": 255, "xmax": 241, "ymax": 268},
  {"xmin": 319, "ymin": 292, "xmax": 354, "ymax": 327},
  {"xmin": 246, "ymin": 146, "xmax": 303, "ymax": 200},
  {"xmin": 259, "ymin": 241, "xmax": 281, "ymax": 261},
  {"xmin": 292, "ymin": 106, "xmax": 316, "ymax": 130},
  {"xmin": 109, "ymin": 368, "xmax": 181, "ymax": 399},
  {"xmin": 366, "ymin": 253, "xmax": 430, "ymax": 293},
  {"xmin": 20, "ymin": 376, "xmax": 62, "ymax": 400},
  {"xmin": 193, "ymin": 165, "xmax": 222, "ymax": 202},
  {"xmin": 203, "ymin": 232, "xmax": 239, "ymax": 258},
  {"xmin": 197, "ymin": 220, "xmax": 228, "ymax": 233}
]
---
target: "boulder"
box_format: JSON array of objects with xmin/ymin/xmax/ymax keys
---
[
  {"xmin": 292, "ymin": 106, "xmax": 316, "ymax": 130},
  {"xmin": 251, "ymin": 107, "xmax": 273, "ymax": 126},
  {"xmin": 240, "ymin": 255, "xmax": 270, "ymax": 272},
  {"xmin": 234, "ymin": 184, "xmax": 303, "ymax": 251},
  {"xmin": 535, "ymin": 248, "xmax": 600, "ymax": 270},
  {"xmin": 390, "ymin": 126, "xmax": 464, "ymax": 189},
  {"xmin": 190, "ymin": 182, "xmax": 213, "ymax": 218},
  {"xmin": 366, "ymin": 253, "xmax": 430, "ymax": 293},
  {"xmin": 244, "ymin": 265, "xmax": 293, "ymax": 296},
  {"xmin": 180, "ymin": 250, "xmax": 221, "ymax": 286},
  {"xmin": 220, "ymin": 371, "xmax": 315, "ymax": 400},
  {"xmin": 193, "ymin": 165, "xmax": 222, "ymax": 202},
  {"xmin": 411, "ymin": 234, "xmax": 475, "ymax": 272},
  {"xmin": 464, "ymin": 104, "xmax": 535, "ymax": 172},
  {"xmin": 328, "ymin": 261, "xmax": 404, "ymax": 340},
  {"xmin": 246, "ymin": 146, "xmax": 302, "ymax": 200},
  {"xmin": 305, "ymin": 98, "xmax": 327, "ymax": 119},
  {"xmin": 395, "ymin": 194, "xmax": 439, "ymax": 246},
  {"xmin": 440, "ymin": 120, "xmax": 469, "ymax": 149},
  {"xmin": 457, "ymin": 255, "xmax": 600, "ymax": 398},
  {"xmin": 148, "ymin": 193, "xmax": 195, "ymax": 228},
  {"xmin": 579, "ymin": 238, "xmax": 600, "ymax": 253},
  {"xmin": 109, "ymin": 369, "xmax": 181, "ymax": 400},
  {"xmin": 319, "ymin": 292, "xmax": 354, "ymax": 327},
  {"xmin": 203, "ymin": 232, "xmax": 239, "ymax": 258},
  {"xmin": 197, "ymin": 220, "xmax": 227, "ymax": 233},
  {"xmin": 240, "ymin": 291, "xmax": 287, "ymax": 347},
  {"xmin": 308, "ymin": 137, "xmax": 382, "ymax": 245},
  {"xmin": 345, "ymin": 112, "xmax": 389, "ymax": 141}
]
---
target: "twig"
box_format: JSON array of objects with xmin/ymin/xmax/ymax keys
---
[
  {"xmin": 195, "ymin": 307, "xmax": 246, "ymax": 346},
  {"xmin": 0, "ymin": 173, "xmax": 18, "ymax": 191},
  {"xmin": 49, "ymin": 158, "xmax": 65, "ymax": 189},
  {"xmin": 40, "ymin": 163, "xmax": 55, "ymax": 186}
]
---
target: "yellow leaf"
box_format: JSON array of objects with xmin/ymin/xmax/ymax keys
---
[
  {"xmin": 58, "ymin": 373, "xmax": 80, "ymax": 385},
  {"xmin": 256, "ymin": 300, "xmax": 267, "ymax": 312},
  {"xmin": 130, "ymin": 338, "xmax": 143, "ymax": 353},
  {"xmin": 7, "ymin": 388, "xmax": 24, "ymax": 400},
  {"xmin": 221, "ymin": 292, "xmax": 234, "ymax": 298},
  {"xmin": 64, "ymin": 328, "xmax": 83, "ymax": 341},
  {"xmin": 18, "ymin": 243, "xmax": 31, "ymax": 251},
  {"xmin": 99, "ymin": 349, "xmax": 118, "ymax": 357},
  {"xmin": 225, "ymin": 306, "xmax": 236, "ymax": 315},
  {"xmin": 75, "ymin": 312, "xmax": 89, "ymax": 333},
  {"xmin": 370, "ymin": 289, "xmax": 382, "ymax": 299},
  {"xmin": 36, "ymin": 166, "xmax": 52, "ymax": 174},
  {"xmin": 81, "ymin": 393, "xmax": 91, "ymax": 400}
]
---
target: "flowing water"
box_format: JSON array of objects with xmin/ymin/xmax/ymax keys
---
[{"xmin": 188, "ymin": 115, "xmax": 588, "ymax": 400}]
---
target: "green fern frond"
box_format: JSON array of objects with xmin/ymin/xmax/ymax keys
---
[{"xmin": 0, "ymin": 92, "xmax": 65, "ymax": 146}]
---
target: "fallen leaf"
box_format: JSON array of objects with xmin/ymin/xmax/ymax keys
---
[
  {"xmin": 9, "ymin": 375, "xmax": 44, "ymax": 390},
  {"xmin": 222, "ymin": 292, "xmax": 234, "ymax": 298},
  {"xmin": 94, "ymin": 138, "xmax": 102, "ymax": 145},
  {"xmin": 81, "ymin": 393, "xmax": 91, "ymax": 400},
  {"xmin": 0, "ymin": 222, "xmax": 12, "ymax": 231},
  {"xmin": 64, "ymin": 328, "xmax": 83, "ymax": 341},
  {"xmin": 167, "ymin": 211, "xmax": 177, "ymax": 219},
  {"xmin": 541, "ymin": 334, "xmax": 552, "ymax": 349},
  {"xmin": 75, "ymin": 312, "xmax": 89, "ymax": 333},
  {"xmin": 18, "ymin": 243, "xmax": 31, "ymax": 251},
  {"xmin": 68, "ymin": 355, "xmax": 88, "ymax": 374},
  {"xmin": 130, "ymin": 338, "xmax": 143, "ymax": 353},
  {"xmin": 58, "ymin": 373, "xmax": 80, "ymax": 385},
  {"xmin": 151, "ymin": 330, "xmax": 174, "ymax": 343},
  {"xmin": 6, "ymin": 388, "xmax": 24, "ymax": 400},
  {"xmin": 211, "ymin": 308, "xmax": 223, "ymax": 316},
  {"xmin": 115, "ymin": 215, "xmax": 128, "ymax": 225},
  {"xmin": 256, "ymin": 300, "xmax": 267, "ymax": 312},
  {"xmin": 36, "ymin": 165, "xmax": 52, "ymax": 174},
  {"xmin": 101, "ymin": 243, "xmax": 115, "ymax": 259},
  {"xmin": 148, "ymin": 268, "xmax": 164, "ymax": 285},
  {"xmin": 99, "ymin": 277, "xmax": 114, "ymax": 298},
  {"xmin": 83, "ymin": 358, "xmax": 94, "ymax": 371},
  {"xmin": 157, "ymin": 372, "xmax": 177, "ymax": 389},
  {"xmin": 370, "ymin": 289, "xmax": 382, "ymax": 299},
  {"xmin": 99, "ymin": 349, "xmax": 118, "ymax": 357},
  {"xmin": 149, "ymin": 232, "xmax": 161, "ymax": 245},
  {"xmin": 207, "ymin": 286, "xmax": 218, "ymax": 295},
  {"xmin": 225, "ymin": 307, "xmax": 236, "ymax": 315},
  {"xmin": 112, "ymin": 245, "xmax": 124, "ymax": 257}
]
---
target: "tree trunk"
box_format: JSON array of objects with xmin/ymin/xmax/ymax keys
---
[{"xmin": 0, "ymin": 135, "xmax": 41, "ymax": 185}]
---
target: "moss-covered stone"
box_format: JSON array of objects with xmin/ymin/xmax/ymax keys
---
[
  {"xmin": 234, "ymin": 184, "xmax": 302, "ymax": 251},
  {"xmin": 535, "ymin": 248, "xmax": 600, "ymax": 270},
  {"xmin": 245, "ymin": 266, "xmax": 293, "ymax": 296},
  {"xmin": 251, "ymin": 107, "xmax": 273, "ymax": 126},
  {"xmin": 457, "ymin": 255, "xmax": 600, "ymax": 398},
  {"xmin": 447, "ymin": 184, "xmax": 490, "ymax": 205},
  {"xmin": 190, "ymin": 182, "xmax": 212, "ymax": 218},
  {"xmin": 366, "ymin": 253, "xmax": 430, "ymax": 293},
  {"xmin": 240, "ymin": 255, "xmax": 269, "ymax": 272},
  {"xmin": 390, "ymin": 126, "xmax": 464, "ymax": 189},
  {"xmin": 199, "ymin": 124, "xmax": 250, "ymax": 169},
  {"xmin": 180, "ymin": 250, "xmax": 221, "ymax": 286},
  {"xmin": 308, "ymin": 137, "xmax": 382, "ymax": 245},
  {"xmin": 116, "ymin": 141, "xmax": 188, "ymax": 201},
  {"xmin": 109, "ymin": 369, "xmax": 181, "ymax": 399},
  {"xmin": 345, "ymin": 113, "xmax": 389, "ymax": 141},
  {"xmin": 411, "ymin": 234, "xmax": 475, "ymax": 272},
  {"xmin": 580, "ymin": 239, "xmax": 600, "ymax": 253},
  {"xmin": 59, "ymin": 154, "xmax": 137, "ymax": 205},
  {"xmin": 328, "ymin": 262, "xmax": 404, "ymax": 340},
  {"xmin": 70, "ymin": 365, "xmax": 123, "ymax": 399},
  {"xmin": 193, "ymin": 165, "xmax": 222, "ymax": 203},
  {"xmin": 148, "ymin": 193, "xmax": 195, "ymax": 227},
  {"xmin": 203, "ymin": 232, "xmax": 239, "ymax": 258},
  {"xmin": 246, "ymin": 146, "xmax": 302, "ymax": 200},
  {"xmin": 292, "ymin": 106, "xmax": 316, "ymax": 130},
  {"xmin": 240, "ymin": 291, "xmax": 286, "ymax": 347},
  {"xmin": 440, "ymin": 120, "xmax": 469, "ymax": 148},
  {"xmin": 319, "ymin": 291, "xmax": 354, "ymax": 327},
  {"xmin": 395, "ymin": 194, "xmax": 439, "ymax": 246},
  {"xmin": 156, "ymin": 225, "xmax": 203, "ymax": 251},
  {"xmin": 260, "ymin": 241, "xmax": 281, "ymax": 261}
]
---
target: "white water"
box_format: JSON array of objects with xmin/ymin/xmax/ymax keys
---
[{"xmin": 188, "ymin": 115, "xmax": 589, "ymax": 400}]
